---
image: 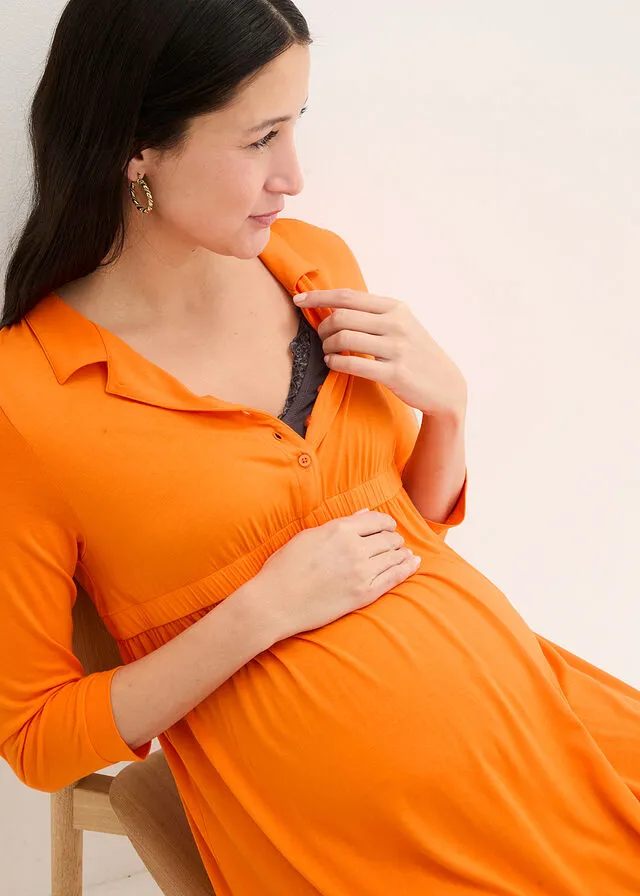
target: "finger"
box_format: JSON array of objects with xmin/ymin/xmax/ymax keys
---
[
  {"xmin": 294, "ymin": 289, "xmax": 394, "ymax": 313},
  {"xmin": 324, "ymin": 353, "xmax": 394, "ymax": 386},
  {"xmin": 318, "ymin": 308, "xmax": 390, "ymax": 340},
  {"xmin": 322, "ymin": 330, "xmax": 392, "ymax": 360}
]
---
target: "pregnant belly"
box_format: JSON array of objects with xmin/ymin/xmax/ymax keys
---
[
  {"xmin": 179, "ymin": 539, "xmax": 640, "ymax": 893},
  {"xmin": 202, "ymin": 549, "xmax": 559, "ymax": 778},
  {"xmin": 193, "ymin": 555, "xmax": 559, "ymax": 817}
]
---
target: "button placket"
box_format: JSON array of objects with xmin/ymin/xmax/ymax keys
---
[{"xmin": 271, "ymin": 432, "xmax": 312, "ymax": 468}]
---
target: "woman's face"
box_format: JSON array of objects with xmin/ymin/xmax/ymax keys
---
[{"xmin": 125, "ymin": 43, "xmax": 310, "ymax": 260}]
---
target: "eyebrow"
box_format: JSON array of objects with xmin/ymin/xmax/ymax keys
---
[{"xmin": 245, "ymin": 97, "xmax": 309, "ymax": 134}]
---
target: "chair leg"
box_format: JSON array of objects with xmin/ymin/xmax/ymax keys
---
[{"xmin": 51, "ymin": 787, "xmax": 83, "ymax": 896}]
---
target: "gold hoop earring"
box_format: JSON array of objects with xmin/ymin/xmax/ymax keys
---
[{"xmin": 130, "ymin": 173, "xmax": 154, "ymax": 214}]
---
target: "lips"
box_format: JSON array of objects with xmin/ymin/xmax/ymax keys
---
[{"xmin": 253, "ymin": 207, "xmax": 284, "ymax": 217}]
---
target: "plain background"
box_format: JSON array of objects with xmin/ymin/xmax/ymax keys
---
[{"xmin": 1, "ymin": 0, "xmax": 638, "ymax": 892}]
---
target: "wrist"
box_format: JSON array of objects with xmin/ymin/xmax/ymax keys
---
[{"xmin": 230, "ymin": 580, "xmax": 283, "ymax": 651}]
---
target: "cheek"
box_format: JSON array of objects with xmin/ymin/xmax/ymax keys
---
[
  {"xmin": 161, "ymin": 151, "xmax": 266, "ymax": 243},
  {"xmin": 230, "ymin": 158, "xmax": 265, "ymax": 206},
  {"xmin": 198, "ymin": 158, "xmax": 263, "ymax": 216}
]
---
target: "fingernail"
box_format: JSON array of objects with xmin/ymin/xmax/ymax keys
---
[{"xmin": 293, "ymin": 293, "xmax": 307, "ymax": 304}]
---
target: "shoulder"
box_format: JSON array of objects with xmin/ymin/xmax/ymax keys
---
[
  {"xmin": 272, "ymin": 217, "xmax": 367, "ymax": 289},
  {"xmin": 0, "ymin": 317, "xmax": 41, "ymax": 394},
  {"xmin": 0, "ymin": 312, "xmax": 41, "ymax": 359},
  {"xmin": 272, "ymin": 216, "xmax": 351, "ymax": 253},
  {"xmin": 0, "ymin": 314, "xmax": 61, "ymax": 445}
]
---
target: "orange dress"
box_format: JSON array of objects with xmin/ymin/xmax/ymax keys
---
[{"xmin": 1, "ymin": 218, "xmax": 640, "ymax": 895}]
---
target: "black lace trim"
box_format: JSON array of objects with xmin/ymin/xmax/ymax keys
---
[{"xmin": 279, "ymin": 310, "xmax": 313, "ymax": 419}]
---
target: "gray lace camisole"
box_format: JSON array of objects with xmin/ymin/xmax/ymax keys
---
[{"xmin": 277, "ymin": 306, "xmax": 331, "ymax": 439}]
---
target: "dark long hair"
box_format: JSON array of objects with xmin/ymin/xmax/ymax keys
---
[{"xmin": 1, "ymin": 0, "xmax": 313, "ymax": 329}]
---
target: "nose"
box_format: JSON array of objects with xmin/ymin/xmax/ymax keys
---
[
  {"xmin": 286, "ymin": 154, "xmax": 305, "ymax": 197},
  {"xmin": 278, "ymin": 161, "xmax": 304, "ymax": 199},
  {"xmin": 269, "ymin": 138, "xmax": 305, "ymax": 199}
]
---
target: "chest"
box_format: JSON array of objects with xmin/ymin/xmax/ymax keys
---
[
  {"xmin": 119, "ymin": 299, "xmax": 304, "ymax": 418},
  {"xmin": 62, "ymin": 276, "xmax": 307, "ymax": 419}
]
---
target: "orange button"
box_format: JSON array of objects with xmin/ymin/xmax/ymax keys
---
[
  {"xmin": 304, "ymin": 414, "xmax": 313, "ymax": 428},
  {"xmin": 298, "ymin": 453, "xmax": 312, "ymax": 467}
]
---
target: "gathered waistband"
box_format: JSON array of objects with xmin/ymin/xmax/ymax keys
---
[{"xmin": 102, "ymin": 465, "xmax": 405, "ymax": 642}]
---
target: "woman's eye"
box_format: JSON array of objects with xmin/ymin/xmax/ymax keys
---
[
  {"xmin": 249, "ymin": 107, "xmax": 307, "ymax": 151},
  {"xmin": 251, "ymin": 130, "xmax": 279, "ymax": 151}
]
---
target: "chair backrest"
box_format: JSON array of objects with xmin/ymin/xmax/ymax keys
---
[{"xmin": 72, "ymin": 580, "xmax": 122, "ymax": 674}]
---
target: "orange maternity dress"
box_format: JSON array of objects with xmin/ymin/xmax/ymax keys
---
[{"xmin": 1, "ymin": 217, "xmax": 640, "ymax": 895}]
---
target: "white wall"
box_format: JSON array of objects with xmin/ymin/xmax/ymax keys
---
[{"xmin": 1, "ymin": 0, "xmax": 639, "ymax": 892}]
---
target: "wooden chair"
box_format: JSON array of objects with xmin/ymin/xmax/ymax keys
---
[{"xmin": 50, "ymin": 582, "xmax": 215, "ymax": 896}]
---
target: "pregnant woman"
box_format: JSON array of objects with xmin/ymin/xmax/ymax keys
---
[{"xmin": 1, "ymin": 2, "xmax": 639, "ymax": 894}]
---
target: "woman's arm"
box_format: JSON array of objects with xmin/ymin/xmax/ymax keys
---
[
  {"xmin": 0, "ymin": 408, "xmax": 279, "ymax": 791},
  {"xmin": 111, "ymin": 582, "xmax": 277, "ymax": 751},
  {"xmin": 383, "ymin": 386, "xmax": 468, "ymax": 540},
  {"xmin": 401, "ymin": 406, "xmax": 468, "ymax": 529}
]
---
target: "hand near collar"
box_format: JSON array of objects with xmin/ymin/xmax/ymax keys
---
[{"xmin": 294, "ymin": 289, "xmax": 467, "ymax": 418}]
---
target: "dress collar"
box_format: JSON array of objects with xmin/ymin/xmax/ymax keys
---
[{"xmin": 24, "ymin": 222, "xmax": 327, "ymax": 413}]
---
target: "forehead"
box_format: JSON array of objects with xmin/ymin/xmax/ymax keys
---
[{"xmin": 202, "ymin": 44, "xmax": 311, "ymax": 131}]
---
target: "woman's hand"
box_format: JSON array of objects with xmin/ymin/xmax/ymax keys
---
[
  {"xmin": 294, "ymin": 289, "xmax": 467, "ymax": 417},
  {"xmin": 252, "ymin": 508, "xmax": 421, "ymax": 642}
]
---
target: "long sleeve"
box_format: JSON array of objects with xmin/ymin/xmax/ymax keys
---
[{"xmin": 0, "ymin": 408, "xmax": 152, "ymax": 793}]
